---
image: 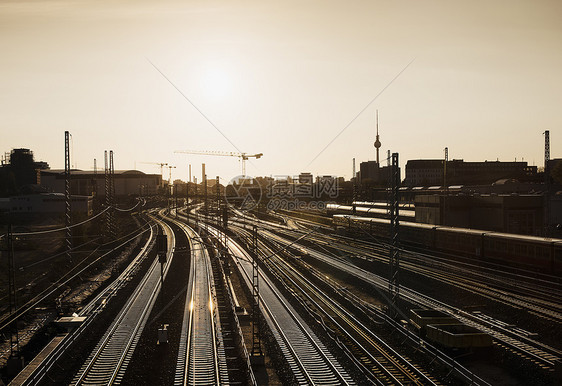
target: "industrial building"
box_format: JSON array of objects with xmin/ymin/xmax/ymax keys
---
[
  {"xmin": 0, "ymin": 193, "xmax": 93, "ymax": 217},
  {"xmin": 358, "ymin": 160, "xmax": 396, "ymax": 186},
  {"xmin": 0, "ymin": 148, "xmax": 50, "ymax": 196},
  {"xmin": 414, "ymin": 194, "xmax": 545, "ymax": 235},
  {"xmin": 40, "ymin": 169, "xmax": 162, "ymax": 197},
  {"xmin": 404, "ymin": 159, "xmax": 538, "ymax": 187}
]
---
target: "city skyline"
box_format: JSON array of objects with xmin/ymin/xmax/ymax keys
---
[{"xmin": 1, "ymin": 0, "xmax": 560, "ymax": 182}]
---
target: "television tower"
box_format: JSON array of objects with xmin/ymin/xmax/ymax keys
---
[{"xmin": 374, "ymin": 110, "xmax": 381, "ymax": 165}]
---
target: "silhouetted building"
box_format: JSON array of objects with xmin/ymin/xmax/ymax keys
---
[
  {"xmin": 547, "ymin": 158, "xmax": 562, "ymax": 184},
  {"xmin": 359, "ymin": 161, "xmax": 397, "ymax": 187},
  {"xmin": 415, "ymin": 194, "xmax": 544, "ymax": 236},
  {"xmin": 404, "ymin": 159, "xmax": 537, "ymax": 187},
  {"xmin": 0, "ymin": 148, "xmax": 50, "ymax": 196},
  {"xmin": 40, "ymin": 169, "xmax": 161, "ymax": 197},
  {"xmin": 0, "ymin": 193, "xmax": 92, "ymax": 217}
]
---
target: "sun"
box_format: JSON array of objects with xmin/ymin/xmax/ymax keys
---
[{"xmin": 200, "ymin": 67, "xmax": 231, "ymax": 100}]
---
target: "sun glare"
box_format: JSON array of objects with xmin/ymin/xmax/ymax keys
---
[{"xmin": 200, "ymin": 67, "xmax": 231, "ymax": 100}]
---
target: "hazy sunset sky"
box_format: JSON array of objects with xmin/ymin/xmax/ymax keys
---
[{"xmin": 1, "ymin": 0, "xmax": 560, "ymax": 182}]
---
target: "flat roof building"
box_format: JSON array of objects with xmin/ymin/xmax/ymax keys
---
[
  {"xmin": 0, "ymin": 193, "xmax": 93, "ymax": 217},
  {"xmin": 40, "ymin": 169, "xmax": 162, "ymax": 197},
  {"xmin": 404, "ymin": 159, "xmax": 537, "ymax": 187}
]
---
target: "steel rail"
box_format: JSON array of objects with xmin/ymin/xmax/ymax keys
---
[
  {"xmin": 247, "ymin": 227, "xmax": 436, "ymax": 385},
  {"xmin": 19, "ymin": 222, "xmax": 155, "ymax": 386},
  {"xmin": 205, "ymin": 223, "xmax": 355, "ymax": 385},
  {"xmin": 72, "ymin": 216, "xmax": 175, "ymax": 385},
  {"xmin": 261, "ymin": 229, "xmax": 561, "ymax": 368},
  {"xmin": 170, "ymin": 219, "xmax": 226, "ymax": 385},
  {"xmin": 271, "ymin": 226, "xmax": 562, "ymax": 322}
]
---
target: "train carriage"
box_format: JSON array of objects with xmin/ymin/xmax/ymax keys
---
[
  {"xmin": 433, "ymin": 226, "xmax": 486, "ymax": 259},
  {"xmin": 399, "ymin": 221, "xmax": 436, "ymax": 249},
  {"xmin": 483, "ymin": 232, "xmax": 555, "ymax": 271},
  {"xmin": 332, "ymin": 213, "xmax": 562, "ymax": 274}
]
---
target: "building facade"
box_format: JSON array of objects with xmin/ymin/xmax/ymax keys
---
[
  {"xmin": 40, "ymin": 170, "xmax": 162, "ymax": 197},
  {"xmin": 0, "ymin": 193, "xmax": 93, "ymax": 217},
  {"xmin": 415, "ymin": 194, "xmax": 544, "ymax": 236},
  {"xmin": 404, "ymin": 159, "xmax": 537, "ymax": 187},
  {"xmin": 0, "ymin": 148, "xmax": 50, "ymax": 196}
]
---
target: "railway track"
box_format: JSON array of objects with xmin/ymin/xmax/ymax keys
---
[
  {"xmin": 258, "ymin": 228, "xmax": 562, "ymax": 372},
  {"xmin": 78, "ymin": 224, "xmax": 157, "ymax": 318},
  {"xmin": 71, "ymin": 216, "xmax": 175, "ymax": 385},
  {"xmin": 237, "ymin": 215, "xmax": 562, "ymax": 328},
  {"xmin": 318, "ymin": 231, "xmax": 562, "ymax": 321},
  {"xmin": 268, "ymin": 224, "xmax": 562, "ymax": 323},
  {"xmin": 18, "ymin": 221, "xmax": 156, "ymax": 386},
  {"xmin": 233, "ymin": 225, "xmax": 440, "ymax": 385},
  {"xmin": 171, "ymin": 219, "xmax": 228, "ymax": 385},
  {"xmin": 203, "ymin": 222, "xmax": 356, "ymax": 385}
]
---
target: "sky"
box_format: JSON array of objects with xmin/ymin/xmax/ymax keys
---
[{"xmin": 1, "ymin": 0, "xmax": 560, "ymax": 183}]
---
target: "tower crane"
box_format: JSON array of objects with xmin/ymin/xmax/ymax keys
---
[{"xmin": 174, "ymin": 150, "xmax": 263, "ymax": 176}]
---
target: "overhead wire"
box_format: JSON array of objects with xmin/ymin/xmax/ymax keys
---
[
  {"xmin": 1, "ymin": 198, "xmax": 144, "ymax": 238},
  {"xmin": 0, "ymin": 224, "xmax": 153, "ymax": 333}
]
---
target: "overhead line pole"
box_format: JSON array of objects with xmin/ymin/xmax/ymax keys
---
[
  {"xmin": 110, "ymin": 150, "xmax": 116, "ymax": 239},
  {"xmin": 65, "ymin": 131, "xmax": 72, "ymax": 263},
  {"xmin": 6, "ymin": 224, "xmax": 20, "ymax": 359},
  {"xmin": 388, "ymin": 152, "xmax": 400, "ymax": 319},
  {"xmin": 251, "ymin": 225, "xmax": 263, "ymax": 362},
  {"xmin": 104, "ymin": 151, "xmax": 110, "ymax": 242},
  {"xmin": 544, "ymin": 130, "xmax": 551, "ymax": 237}
]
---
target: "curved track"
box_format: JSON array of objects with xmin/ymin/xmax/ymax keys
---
[
  {"xmin": 204, "ymin": 222, "xmax": 355, "ymax": 385},
  {"xmin": 71, "ymin": 216, "xmax": 175, "ymax": 385},
  {"xmin": 19, "ymin": 222, "xmax": 156, "ymax": 386},
  {"xmin": 236, "ymin": 225, "xmax": 439, "ymax": 385},
  {"xmin": 260, "ymin": 228, "xmax": 562, "ymax": 370}
]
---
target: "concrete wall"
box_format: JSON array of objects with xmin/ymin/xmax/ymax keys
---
[{"xmin": 0, "ymin": 193, "xmax": 92, "ymax": 216}]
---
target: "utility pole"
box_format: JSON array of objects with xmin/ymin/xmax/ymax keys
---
[
  {"xmin": 65, "ymin": 131, "xmax": 72, "ymax": 263},
  {"xmin": 110, "ymin": 150, "xmax": 116, "ymax": 238},
  {"xmin": 388, "ymin": 152, "xmax": 400, "ymax": 319},
  {"xmin": 187, "ymin": 166, "xmax": 191, "ymax": 219},
  {"xmin": 156, "ymin": 229, "xmax": 168, "ymax": 344},
  {"xmin": 202, "ymin": 163, "xmax": 208, "ymax": 217},
  {"xmin": 4, "ymin": 224, "xmax": 24, "ymax": 375},
  {"xmin": 444, "ymin": 147, "xmax": 449, "ymax": 225},
  {"xmin": 352, "ymin": 158, "xmax": 356, "ymax": 214},
  {"xmin": 174, "ymin": 183, "xmax": 178, "ymax": 218},
  {"xmin": 443, "ymin": 147, "xmax": 448, "ymax": 189},
  {"xmin": 545, "ymin": 130, "xmax": 551, "ymax": 237},
  {"xmin": 104, "ymin": 151, "xmax": 110, "ymax": 241},
  {"xmin": 193, "ymin": 177, "xmax": 198, "ymax": 205},
  {"xmin": 216, "ymin": 176, "xmax": 221, "ymax": 227},
  {"xmin": 6, "ymin": 225, "xmax": 19, "ymax": 357},
  {"xmin": 93, "ymin": 158, "xmax": 98, "ymax": 197},
  {"xmin": 104, "ymin": 151, "xmax": 116, "ymax": 241},
  {"xmin": 251, "ymin": 225, "xmax": 263, "ymax": 364}
]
